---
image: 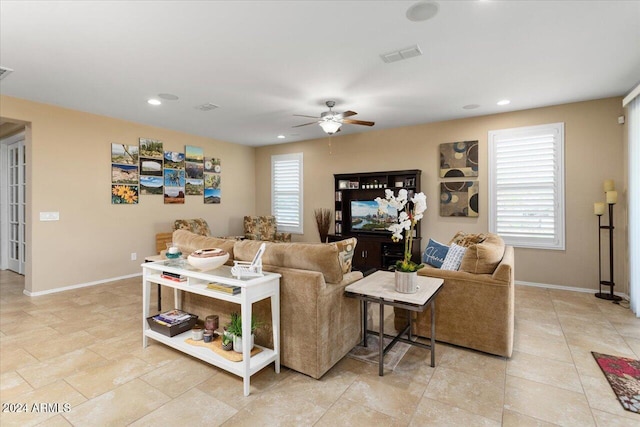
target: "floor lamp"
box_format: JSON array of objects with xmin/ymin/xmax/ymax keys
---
[{"xmin": 594, "ymin": 180, "xmax": 622, "ymax": 301}]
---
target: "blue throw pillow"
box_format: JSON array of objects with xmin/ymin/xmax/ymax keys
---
[{"xmin": 423, "ymin": 239, "xmax": 450, "ymax": 268}]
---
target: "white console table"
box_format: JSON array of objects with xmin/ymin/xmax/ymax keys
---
[{"xmin": 141, "ymin": 260, "xmax": 281, "ymax": 396}]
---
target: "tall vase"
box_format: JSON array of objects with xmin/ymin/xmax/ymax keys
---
[{"xmin": 395, "ymin": 270, "xmax": 418, "ymax": 293}]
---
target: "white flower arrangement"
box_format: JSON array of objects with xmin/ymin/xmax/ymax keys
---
[{"xmin": 375, "ymin": 189, "xmax": 427, "ymax": 272}]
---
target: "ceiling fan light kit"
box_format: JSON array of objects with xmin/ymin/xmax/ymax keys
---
[
  {"xmin": 293, "ymin": 100, "xmax": 374, "ymax": 135},
  {"xmin": 319, "ymin": 120, "xmax": 342, "ymax": 135}
]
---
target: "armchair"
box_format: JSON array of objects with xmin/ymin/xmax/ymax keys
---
[{"xmin": 243, "ymin": 215, "xmax": 291, "ymax": 242}]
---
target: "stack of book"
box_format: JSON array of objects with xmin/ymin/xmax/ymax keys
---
[
  {"xmin": 147, "ymin": 309, "xmax": 198, "ymax": 337},
  {"xmin": 207, "ymin": 282, "xmax": 241, "ymax": 295},
  {"xmin": 161, "ymin": 271, "xmax": 187, "ymax": 282}
]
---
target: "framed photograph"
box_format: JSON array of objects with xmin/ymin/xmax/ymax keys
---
[
  {"xmin": 349, "ymin": 181, "xmax": 360, "ymax": 189},
  {"xmin": 336, "ymin": 211, "xmax": 342, "ymax": 221},
  {"xmin": 338, "ymin": 180, "xmax": 349, "ymax": 189}
]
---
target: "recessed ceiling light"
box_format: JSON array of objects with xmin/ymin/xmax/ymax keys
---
[
  {"xmin": 147, "ymin": 99, "xmax": 161, "ymax": 105},
  {"xmin": 463, "ymin": 104, "xmax": 480, "ymax": 110},
  {"xmin": 497, "ymin": 99, "xmax": 511, "ymax": 106},
  {"xmin": 406, "ymin": 1, "xmax": 439, "ymax": 22},
  {"xmin": 158, "ymin": 93, "xmax": 179, "ymax": 101},
  {"xmin": 277, "ymin": 135, "xmax": 286, "ymax": 139}
]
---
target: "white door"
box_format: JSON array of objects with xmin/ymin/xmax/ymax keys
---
[{"xmin": 4, "ymin": 134, "xmax": 26, "ymax": 274}]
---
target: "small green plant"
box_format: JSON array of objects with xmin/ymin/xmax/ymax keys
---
[
  {"xmin": 226, "ymin": 312, "xmax": 261, "ymax": 337},
  {"xmin": 221, "ymin": 328, "xmax": 232, "ymax": 346}
]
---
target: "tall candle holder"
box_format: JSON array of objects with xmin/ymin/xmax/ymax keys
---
[{"xmin": 595, "ymin": 192, "xmax": 622, "ymax": 301}]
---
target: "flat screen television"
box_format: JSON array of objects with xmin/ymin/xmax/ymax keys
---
[{"xmin": 350, "ymin": 200, "xmax": 398, "ymax": 233}]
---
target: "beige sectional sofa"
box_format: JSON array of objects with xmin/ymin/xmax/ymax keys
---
[
  {"xmin": 394, "ymin": 232, "xmax": 515, "ymax": 358},
  {"xmin": 169, "ymin": 229, "xmax": 363, "ymax": 379}
]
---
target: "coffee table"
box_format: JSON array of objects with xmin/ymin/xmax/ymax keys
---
[{"xmin": 345, "ymin": 270, "xmax": 444, "ymax": 376}]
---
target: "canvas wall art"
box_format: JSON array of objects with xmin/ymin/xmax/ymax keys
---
[
  {"xmin": 439, "ymin": 140, "xmax": 479, "ymax": 178},
  {"xmin": 139, "ymin": 138, "xmax": 163, "ymax": 159},
  {"xmin": 440, "ymin": 181, "xmax": 479, "ymax": 217},
  {"xmin": 205, "ymin": 173, "xmax": 221, "ymax": 204},
  {"xmin": 111, "ymin": 143, "xmax": 139, "ymax": 204}
]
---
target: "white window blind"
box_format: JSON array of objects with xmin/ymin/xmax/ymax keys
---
[
  {"xmin": 488, "ymin": 123, "xmax": 565, "ymax": 250},
  {"xmin": 271, "ymin": 153, "xmax": 303, "ymax": 234}
]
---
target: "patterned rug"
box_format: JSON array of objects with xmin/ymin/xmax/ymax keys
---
[
  {"xmin": 347, "ymin": 334, "xmax": 411, "ymax": 371},
  {"xmin": 591, "ymin": 351, "xmax": 640, "ymax": 413}
]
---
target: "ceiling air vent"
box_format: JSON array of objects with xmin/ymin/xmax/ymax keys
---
[
  {"xmin": 380, "ymin": 45, "xmax": 422, "ymax": 63},
  {"xmin": 0, "ymin": 66, "xmax": 14, "ymax": 80},
  {"xmin": 194, "ymin": 103, "xmax": 219, "ymax": 111}
]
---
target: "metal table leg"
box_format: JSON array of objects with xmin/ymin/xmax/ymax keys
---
[
  {"xmin": 430, "ymin": 299, "xmax": 435, "ymax": 367},
  {"xmin": 379, "ymin": 300, "xmax": 384, "ymax": 376},
  {"xmin": 362, "ymin": 300, "xmax": 368, "ymax": 347}
]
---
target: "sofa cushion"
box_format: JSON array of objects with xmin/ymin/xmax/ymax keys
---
[
  {"xmin": 172, "ymin": 229, "xmax": 235, "ymax": 260},
  {"xmin": 234, "ymin": 240, "xmax": 343, "ymax": 283},
  {"xmin": 450, "ymin": 231, "xmax": 488, "ymax": 247},
  {"xmin": 440, "ymin": 243, "xmax": 466, "ymax": 271},
  {"xmin": 423, "ymin": 238, "xmax": 450, "ymax": 268},
  {"xmin": 459, "ymin": 233, "xmax": 505, "ymax": 274},
  {"xmin": 332, "ymin": 237, "xmax": 357, "ymax": 274}
]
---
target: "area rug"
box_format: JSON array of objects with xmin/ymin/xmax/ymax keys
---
[
  {"xmin": 591, "ymin": 351, "xmax": 640, "ymax": 413},
  {"xmin": 347, "ymin": 334, "xmax": 411, "ymax": 371}
]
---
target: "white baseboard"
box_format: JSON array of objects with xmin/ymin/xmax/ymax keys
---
[
  {"xmin": 516, "ymin": 280, "xmax": 629, "ymax": 300},
  {"xmin": 23, "ymin": 273, "xmax": 142, "ymax": 297}
]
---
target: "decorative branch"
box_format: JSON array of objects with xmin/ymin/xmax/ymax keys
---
[{"xmin": 314, "ymin": 208, "xmax": 332, "ymax": 243}]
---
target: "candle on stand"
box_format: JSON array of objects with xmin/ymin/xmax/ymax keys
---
[
  {"xmin": 606, "ymin": 191, "xmax": 618, "ymax": 204},
  {"xmin": 604, "ymin": 179, "xmax": 615, "ymax": 192},
  {"xmin": 594, "ymin": 202, "xmax": 605, "ymax": 215}
]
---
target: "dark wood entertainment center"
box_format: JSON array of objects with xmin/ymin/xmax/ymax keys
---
[{"xmin": 329, "ymin": 169, "xmax": 422, "ymax": 271}]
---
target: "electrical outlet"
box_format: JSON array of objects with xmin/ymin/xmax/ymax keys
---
[{"xmin": 131, "ymin": 252, "xmax": 137, "ymax": 261}]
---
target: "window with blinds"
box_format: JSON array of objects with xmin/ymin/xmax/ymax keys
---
[
  {"xmin": 271, "ymin": 153, "xmax": 303, "ymax": 234},
  {"xmin": 488, "ymin": 123, "xmax": 565, "ymax": 250}
]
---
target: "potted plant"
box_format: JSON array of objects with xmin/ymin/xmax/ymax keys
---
[
  {"xmin": 221, "ymin": 327, "xmax": 233, "ymax": 351},
  {"xmin": 375, "ymin": 189, "xmax": 427, "ymax": 293},
  {"xmin": 226, "ymin": 312, "xmax": 261, "ymax": 353}
]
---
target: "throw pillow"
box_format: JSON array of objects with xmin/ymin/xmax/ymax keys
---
[
  {"xmin": 460, "ymin": 233, "xmax": 505, "ymax": 274},
  {"xmin": 333, "ymin": 237, "xmax": 357, "ymax": 274},
  {"xmin": 422, "ymin": 238, "xmax": 450, "ymax": 268},
  {"xmin": 450, "ymin": 231, "xmax": 488, "ymax": 248},
  {"xmin": 441, "ymin": 243, "xmax": 467, "ymax": 271}
]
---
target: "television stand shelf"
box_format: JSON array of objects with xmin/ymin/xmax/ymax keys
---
[{"xmin": 331, "ymin": 168, "xmax": 422, "ymax": 271}]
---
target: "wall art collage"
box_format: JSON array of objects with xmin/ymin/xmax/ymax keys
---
[
  {"xmin": 110, "ymin": 138, "xmax": 221, "ymax": 205},
  {"xmin": 439, "ymin": 140, "xmax": 479, "ymax": 217}
]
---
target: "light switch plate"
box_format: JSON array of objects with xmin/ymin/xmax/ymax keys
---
[{"xmin": 40, "ymin": 212, "xmax": 60, "ymax": 221}]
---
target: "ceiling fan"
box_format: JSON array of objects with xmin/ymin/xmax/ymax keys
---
[{"xmin": 293, "ymin": 101, "xmax": 375, "ymax": 135}]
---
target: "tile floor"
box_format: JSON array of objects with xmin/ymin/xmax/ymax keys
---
[{"xmin": 1, "ymin": 269, "xmax": 639, "ymax": 426}]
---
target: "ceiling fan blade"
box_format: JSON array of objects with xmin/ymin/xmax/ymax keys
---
[
  {"xmin": 293, "ymin": 114, "xmax": 320, "ymax": 119},
  {"xmin": 342, "ymin": 118, "xmax": 375, "ymax": 126},
  {"xmin": 292, "ymin": 121, "xmax": 318, "ymax": 128},
  {"xmin": 340, "ymin": 110, "xmax": 358, "ymax": 118}
]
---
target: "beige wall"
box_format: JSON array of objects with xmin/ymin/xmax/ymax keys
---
[
  {"xmin": 256, "ymin": 97, "xmax": 627, "ymax": 293},
  {"xmin": 0, "ymin": 96, "xmax": 256, "ymax": 293}
]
